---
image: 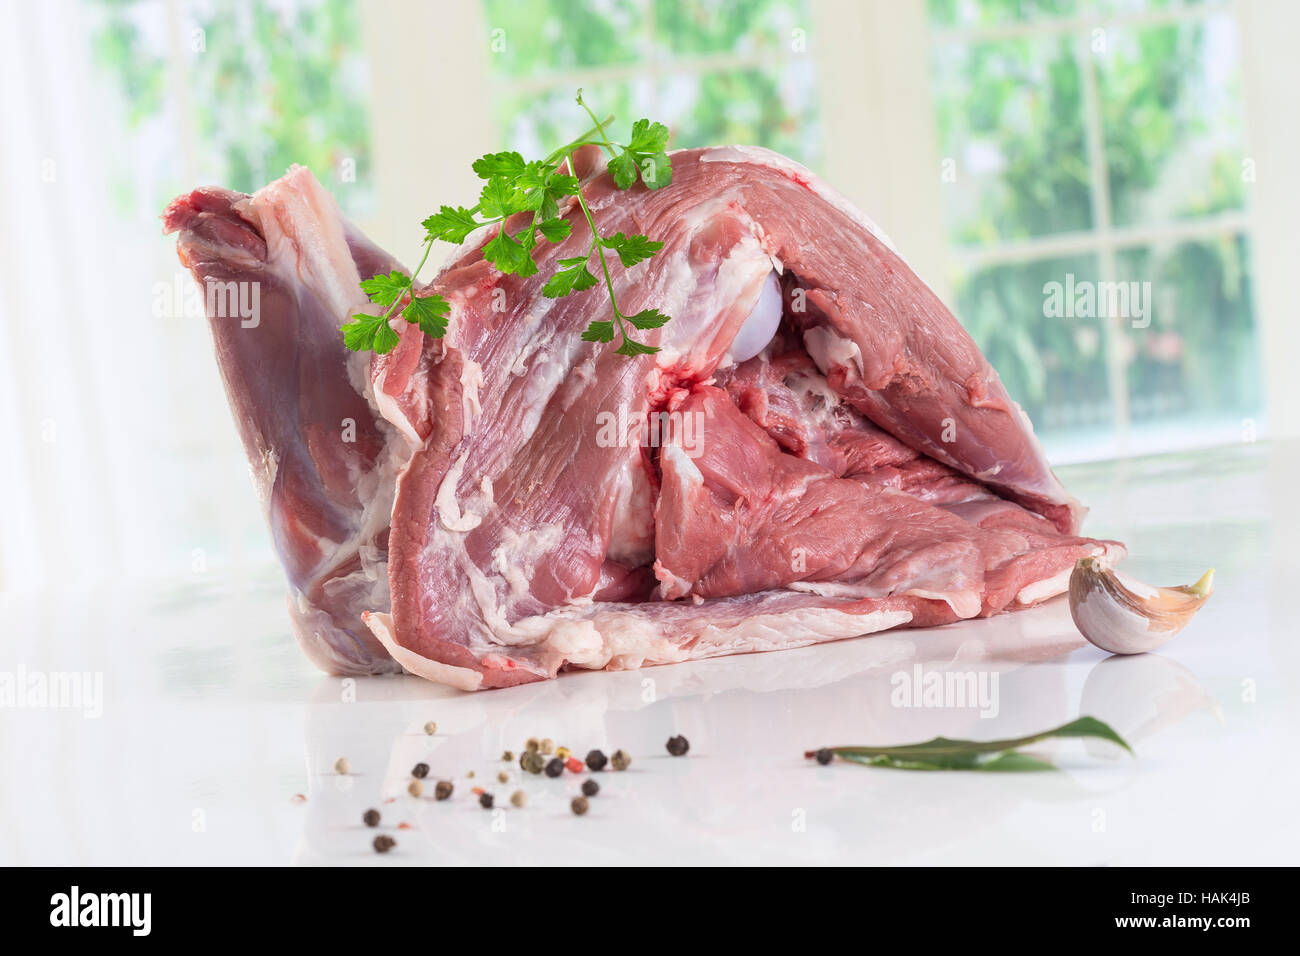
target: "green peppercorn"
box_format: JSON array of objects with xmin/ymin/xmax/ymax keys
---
[
  {"xmin": 581, "ymin": 778, "xmax": 599, "ymax": 798},
  {"xmin": 434, "ymin": 780, "xmax": 453, "ymax": 801},
  {"xmin": 611, "ymin": 749, "xmax": 631, "ymax": 771},
  {"xmin": 479, "ymin": 792, "xmax": 494, "ymax": 809},
  {"xmin": 411, "ymin": 762, "xmax": 429, "ymax": 779},
  {"xmin": 585, "ymin": 749, "xmax": 608, "ymax": 771},
  {"xmin": 666, "ymin": 735, "xmax": 690, "ymax": 756},
  {"xmin": 362, "ymin": 808, "xmax": 380, "ymax": 827},
  {"xmin": 815, "ymin": 748, "xmax": 833, "ymax": 765},
  {"xmin": 544, "ymin": 757, "xmax": 564, "ymax": 778},
  {"xmin": 571, "ymin": 796, "xmax": 589, "ymax": 816},
  {"xmin": 520, "ymin": 751, "xmax": 545, "ymax": 774},
  {"xmin": 373, "ymin": 835, "xmax": 396, "ymax": 853}
]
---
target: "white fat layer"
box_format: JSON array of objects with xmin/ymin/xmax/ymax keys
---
[
  {"xmin": 804, "ymin": 325, "xmax": 864, "ymax": 381},
  {"xmin": 364, "ymin": 612, "xmax": 483, "ymax": 691}
]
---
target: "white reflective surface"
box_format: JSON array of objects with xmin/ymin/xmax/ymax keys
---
[{"xmin": 1, "ymin": 441, "xmax": 1296, "ymax": 865}]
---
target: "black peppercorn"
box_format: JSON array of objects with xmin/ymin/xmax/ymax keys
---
[
  {"xmin": 571, "ymin": 796, "xmax": 589, "ymax": 815},
  {"xmin": 373, "ymin": 835, "xmax": 396, "ymax": 853},
  {"xmin": 411, "ymin": 762, "xmax": 430, "ymax": 779},
  {"xmin": 362, "ymin": 808, "xmax": 380, "ymax": 827},
  {"xmin": 434, "ymin": 780, "xmax": 453, "ymax": 800},
  {"xmin": 585, "ymin": 749, "xmax": 608, "ymax": 771},
  {"xmin": 666, "ymin": 735, "xmax": 690, "ymax": 756},
  {"xmin": 815, "ymin": 748, "xmax": 833, "ymax": 765},
  {"xmin": 544, "ymin": 757, "xmax": 565, "ymax": 778},
  {"xmin": 581, "ymin": 778, "xmax": 599, "ymax": 797},
  {"xmin": 479, "ymin": 792, "xmax": 494, "ymax": 809}
]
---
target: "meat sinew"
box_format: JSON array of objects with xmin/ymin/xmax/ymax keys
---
[{"xmin": 165, "ymin": 147, "xmax": 1123, "ymax": 691}]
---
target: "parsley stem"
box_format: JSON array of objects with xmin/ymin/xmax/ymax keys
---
[
  {"xmin": 383, "ymin": 237, "xmax": 435, "ymax": 321},
  {"xmin": 565, "ymin": 149, "xmax": 630, "ymax": 347},
  {"xmin": 575, "ymin": 92, "xmax": 618, "ymax": 159}
]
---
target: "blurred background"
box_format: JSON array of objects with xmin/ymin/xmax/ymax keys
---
[{"xmin": 1, "ymin": 0, "xmax": 1296, "ymax": 592}]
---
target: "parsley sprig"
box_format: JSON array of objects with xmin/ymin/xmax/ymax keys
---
[{"xmin": 342, "ymin": 91, "xmax": 673, "ymax": 357}]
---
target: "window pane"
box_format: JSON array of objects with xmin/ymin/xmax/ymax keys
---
[
  {"xmin": 931, "ymin": 33, "xmax": 1093, "ymax": 242},
  {"xmin": 652, "ymin": 0, "xmax": 810, "ymax": 55},
  {"xmin": 928, "ymin": 0, "xmax": 1080, "ymax": 31},
  {"xmin": 951, "ymin": 255, "xmax": 1113, "ymax": 441},
  {"xmin": 1118, "ymin": 235, "xmax": 1261, "ymax": 426},
  {"xmin": 481, "ymin": 0, "xmax": 644, "ymax": 75},
  {"xmin": 1096, "ymin": 14, "xmax": 1247, "ymax": 226}
]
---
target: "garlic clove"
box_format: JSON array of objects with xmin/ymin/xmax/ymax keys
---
[{"xmin": 1068, "ymin": 556, "xmax": 1214, "ymax": 655}]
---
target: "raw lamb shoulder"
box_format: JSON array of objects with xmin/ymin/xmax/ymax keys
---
[{"xmin": 164, "ymin": 146, "xmax": 1122, "ymax": 690}]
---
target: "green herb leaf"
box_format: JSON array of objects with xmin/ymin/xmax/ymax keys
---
[
  {"xmin": 626, "ymin": 308, "xmax": 670, "ymax": 330},
  {"xmin": 600, "ymin": 232, "xmax": 664, "ymax": 268},
  {"xmin": 483, "ymin": 229, "xmax": 532, "ymax": 275},
  {"xmin": 472, "ymin": 150, "xmax": 526, "ymax": 180},
  {"xmin": 615, "ymin": 337, "xmax": 660, "ymax": 356},
  {"xmin": 404, "ymin": 293, "xmax": 450, "ymax": 340},
  {"xmin": 341, "ymin": 312, "xmax": 400, "ymax": 354},
  {"xmin": 358, "ymin": 270, "xmax": 411, "ymax": 308},
  {"xmin": 422, "ymin": 206, "xmax": 480, "ymax": 244},
  {"xmin": 581, "ymin": 320, "xmax": 616, "ymax": 343},
  {"xmin": 607, "ymin": 150, "xmax": 639, "ymax": 190},
  {"xmin": 543, "ymin": 258, "xmax": 598, "ymax": 298},
  {"xmin": 536, "ymin": 217, "xmax": 572, "ymax": 243},
  {"xmin": 479, "ymin": 178, "xmax": 526, "ymax": 220},
  {"xmin": 816, "ymin": 716, "xmax": 1132, "ymax": 772}
]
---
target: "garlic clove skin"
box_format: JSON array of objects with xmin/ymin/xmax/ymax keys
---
[{"xmin": 1068, "ymin": 557, "xmax": 1214, "ymax": 655}]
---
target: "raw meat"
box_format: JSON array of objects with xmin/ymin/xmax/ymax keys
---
[{"xmin": 165, "ymin": 147, "xmax": 1122, "ymax": 691}]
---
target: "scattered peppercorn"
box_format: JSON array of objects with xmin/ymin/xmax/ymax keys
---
[
  {"xmin": 555, "ymin": 746, "xmax": 571, "ymax": 760},
  {"xmin": 363, "ymin": 808, "xmax": 381, "ymax": 827},
  {"xmin": 571, "ymin": 796, "xmax": 589, "ymax": 816},
  {"xmin": 581, "ymin": 778, "xmax": 600, "ymax": 798},
  {"xmin": 510, "ymin": 790, "xmax": 527, "ymax": 808},
  {"xmin": 611, "ymin": 749, "xmax": 631, "ymax": 771},
  {"xmin": 334, "ymin": 756, "xmax": 350, "ymax": 774},
  {"xmin": 373, "ymin": 835, "xmax": 396, "ymax": 853},
  {"xmin": 411, "ymin": 762, "xmax": 430, "ymax": 779},
  {"xmin": 521, "ymin": 751, "xmax": 546, "ymax": 774},
  {"xmin": 540, "ymin": 738, "xmax": 555, "ymax": 755},
  {"xmin": 467, "ymin": 770, "xmax": 476, "ymax": 778},
  {"xmin": 423, "ymin": 721, "xmax": 438, "ymax": 735},
  {"xmin": 565, "ymin": 756, "xmax": 584, "ymax": 774},
  {"xmin": 479, "ymin": 792, "xmax": 495, "ymax": 809},
  {"xmin": 408, "ymin": 779, "xmax": 424, "ymax": 798},
  {"xmin": 544, "ymin": 757, "xmax": 565, "ymax": 778},
  {"xmin": 497, "ymin": 771, "xmax": 509, "ymax": 784},
  {"xmin": 585, "ymin": 749, "xmax": 608, "ymax": 771},
  {"xmin": 525, "ymin": 737, "xmax": 541, "ymax": 753},
  {"xmin": 501, "ymin": 750, "xmax": 514, "ymax": 762},
  {"xmin": 434, "ymin": 780, "xmax": 453, "ymax": 800},
  {"xmin": 666, "ymin": 735, "xmax": 690, "ymax": 756},
  {"xmin": 815, "ymin": 748, "xmax": 834, "ymax": 766}
]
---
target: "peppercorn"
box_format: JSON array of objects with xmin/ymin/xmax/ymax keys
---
[
  {"xmin": 501, "ymin": 750, "xmax": 514, "ymax": 762},
  {"xmin": 611, "ymin": 749, "xmax": 631, "ymax": 771},
  {"xmin": 815, "ymin": 748, "xmax": 833, "ymax": 766},
  {"xmin": 411, "ymin": 762, "xmax": 430, "ymax": 779},
  {"xmin": 362, "ymin": 808, "xmax": 380, "ymax": 827},
  {"xmin": 510, "ymin": 790, "xmax": 527, "ymax": 808},
  {"xmin": 423, "ymin": 721, "xmax": 438, "ymax": 735},
  {"xmin": 585, "ymin": 749, "xmax": 608, "ymax": 771},
  {"xmin": 497, "ymin": 771, "xmax": 509, "ymax": 784},
  {"xmin": 479, "ymin": 792, "xmax": 494, "ymax": 809},
  {"xmin": 373, "ymin": 835, "xmax": 396, "ymax": 853},
  {"xmin": 408, "ymin": 779, "xmax": 424, "ymax": 798},
  {"xmin": 544, "ymin": 757, "xmax": 565, "ymax": 778},
  {"xmin": 581, "ymin": 778, "xmax": 600, "ymax": 798},
  {"xmin": 521, "ymin": 751, "xmax": 546, "ymax": 774},
  {"xmin": 434, "ymin": 780, "xmax": 453, "ymax": 801},
  {"xmin": 540, "ymin": 738, "xmax": 555, "ymax": 755},
  {"xmin": 565, "ymin": 756, "xmax": 583, "ymax": 774},
  {"xmin": 334, "ymin": 756, "xmax": 350, "ymax": 774},
  {"xmin": 555, "ymin": 746, "xmax": 571, "ymax": 760},
  {"xmin": 666, "ymin": 735, "xmax": 690, "ymax": 756},
  {"xmin": 571, "ymin": 796, "xmax": 589, "ymax": 816},
  {"xmin": 525, "ymin": 737, "xmax": 541, "ymax": 753}
]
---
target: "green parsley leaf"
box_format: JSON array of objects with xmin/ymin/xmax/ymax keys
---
[
  {"xmin": 341, "ymin": 312, "xmax": 400, "ymax": 354},
  {"xmin": 422, "ymin": 206, "xmax": 479, "ymax": 244},
  {"xmin": 404, "ymin": 293, "xmax": 450, "ymax": 340},
  {"xmin": 483, "ymin": 229, "xmax": 533, "ymax": 275},
  {"xmin": 626, "ymin": 308, "xmax": 670, "ymax": 330},
  {"xmin": 536, "ymin": 218, "xmax": 572, "ymax": 243},
  {"xmin": 479, "ymin": 178, "xmax": 527, "ymax": 220},
  {"xmin": 581, "ymin": 320, "xmax": 616, "ymax": 343},
  {"xmin": 600, "ymin": 232, "xmax": 663, "ymax": 268},
  {"xmin": 359, "ymin": 270, "xmax": 411, "ymax": 308},
  {"xmin": 543, "ymin": 258, "xmax": 598, "ymax": 298},
  {"xmin": 607, "ymin": 151, "xmax": 638, "ymax": 190},
  {"xmin": 615, "ymin": 337, "xmax": 659, "ymax": 356},
  {"xmin": 472, "ymin": 151, "xmax": 526, "ymax": 180}
]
